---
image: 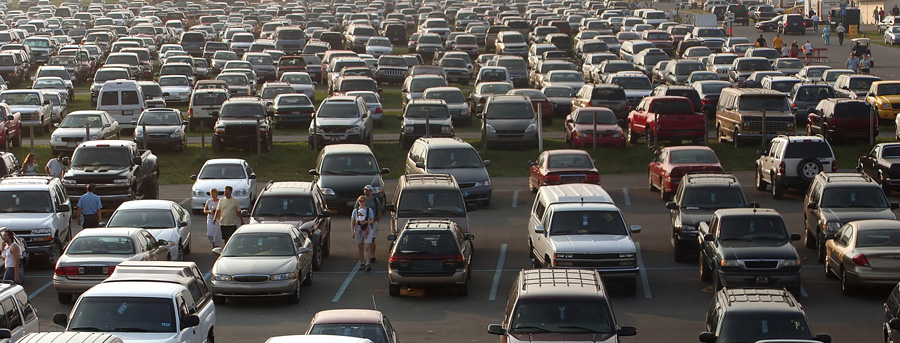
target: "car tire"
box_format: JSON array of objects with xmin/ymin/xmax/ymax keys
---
[
  {"xmin": 287, "ymin": 281, "xmax": 301, "ymax": 304},
  {"xmin": 841, "ymin": 268, "xmax": 855, "ymax": 295},
  {"xmin": 388, "ymin": 284, "xmax": 401, "ymax": 297},
  {"xmin": 733, "ymin": 129, "xmax": 741, "ymax": 148},
  {"xmin": 57, "ymin": 293, "xmax": 71, "ymax": 304},
  {"xmin": 755, "ymin": 170, "xmax": 768, "ymax": 191},
  {"xmin": 183, "ymin": 236, "xmax": 191, "ymax": 255},
  {"xmin": 213, "ymin": 295, "xmax": 226, "ymax": 304},
  {"xmin": 528, "ymin": 177, "xmax": 537, "ymax": 193},
  {"xmin": 805, "ymin": 224, "xmax": 817, "ymax": 249},
  {"xmin": 817, "ymin": 235, "xmax": 827, "ymax": 263},
  {"xmin": 772, "ymin": 175, "xmax": 784, "ymax": 199},
  {"xmin": 627, "ymin": 124, "xmax": 638, "ymax": 144},
  {"xmin": 673, "ymin": 238, "xmax": 686, "ymax": 263},
  {"xmin": 312, "ymin": 245, "xmax": 323, "ymax": 271},
  {"xmin": 797, "ymin": 157, "xmax": 823, "ymax": 182},
  {"xmin": 302, "ymin": 269, "xmax": 313, "ymax": 286},
  {"xmin": 700, "ymin": 253, "xmax": 712, "ymax": 281},
  {"xmin": 45, "ymin": 241, "xmax": 61, "ymax": 269},
  {"xmin": 323, "ymin": 234, "xmax": 331, "ymax": 257},
  {"xmin": 146, "ymin": 178, "xmax": 159, "ymax": 199}
]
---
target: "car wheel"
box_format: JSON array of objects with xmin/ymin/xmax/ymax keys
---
[
  {"xmin": 817, "ymin": 236, "xmax": 827, "ymax": 263},
  {"xmin": 772, "ymin": 175, "xmax": 784, "ymax": 199},
  {"xmin": 302, "ymin": 269, "xmax": 313, "ymax": 286},
  {"xmin": 12, "ymin": 130, "xmax": 20, "ymax": 148},
  {"xmin": 213, "ymin": 295, "xmax": 226, "ymax": 304},
  {"xmin": 659, "ymin": 178, "xmax": 669, "ymax": 200},
  {"xmin": 44, "ymin": 241, "xmax": 61, "ymax": 269},
  {"xmin": 627, "ymin": 124, "xmax": 638, "ymax": 144},
  {"xmin": 733, "ymin": 129, "xmax": 741, "ymax": 148},
  {"xmin": 57, "ymin": 293, "xmax": 71, "ymax": 304},
  {"xmin": 287, "ymin": 281, "xmax": 301, "ymax": 304},
  {"xmin": 323, "ymin": 234, "xmax": 331, "ymax": 257},
  {"xmin": 389, "ymin": 284, "xmax": 401, "ymax": 297},
  {"xmin": 797, "ymin": 157, "xmax": 823, "ymax": 182},
  {"xmin": 755, "ymin": 170, "xmax": 768, "ymax": 191},
  {"xmin": 841, "ymin": 267, "xmax": 855, "ymax": 295},
  {"xmin": 183, "ymin": 236, "xmax": 192, "ymax": 255},
  {"xmin": 673, "ymin": 238, "xmax": 686, "ymax": 263},
  {"xmin": 699, "ymin": 253, "xmax": 712, "ymax": 281},
  {"xmin": 804, "ymin": 224, "xmax": 817, "ymax": 249},
  {"xmin": 312, "ymin": 245, "xmax": 323, "ymax": 271},
  {"xmin": 212, "ymin": 138, "xmax": 223, "ymax": 152}
]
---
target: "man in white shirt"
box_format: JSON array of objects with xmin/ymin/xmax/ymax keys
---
[
  {"xmin": 45, "ymin": 153, "xmax": 65, "ymax": 178},
  {"xmin": 811, "ymin": 14, "xmax": 820, "ymax": 32},
  {"xmin": 836, "ymin": 24, "xmax": 846, "ymax": 45}
]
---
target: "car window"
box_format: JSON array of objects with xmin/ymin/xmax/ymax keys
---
[
  {"xmin": 100, "ymin": 91, "xmax": 118, "ymax": 105},
  {"xmin": 13, "ymin": 291, "xmax": 35, "ymax": 323},
  {"xmin": 2, "ymin": 298, "xmax": 20, "ymax": 331}
]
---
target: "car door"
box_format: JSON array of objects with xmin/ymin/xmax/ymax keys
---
[
  {"xmin": 244, "ymin": 162, "xmax": 257, "ymax": 201},
  {"xmin": 175, "ymin": 293, "xmax": 198, "ymax": 343},
  {"xmin": 860, "ymin": 146, "xmax": 880, "ymax": 179},
  {"xmin": 533, "ymin": 207, "xmax": 554, "ymax": 265},
  {"xmin": 803, "ymin": 182, "xmax": 823, "ymax": 235},
  {"xmin": 827, "ymin": 225, "xmax": 852, "ymax": 273},
  {"xmin": 174, "ymin": 204, "xmax": 191, "ymax": 247},
  {"xmin": 760, "ymin": 141, "xmax": 779, "ymax": 182},
  {"xmin": 295, "ymin": 229, "xmax": 312, "ymax": 277},
  {"xmin": 13, "ymin": 290, "xmax": 37, "ymax": 334},
  {"xmin": 528, "ymin": 152, "xmax": 545, "ymax": 188},
  {"xmin": 0, "ymin": 297, "xmax": 23, "ymax": 341},
  {"xmin": 648, "ymin": 149, "xmax": 666, "ymax": 188},
  {"xmin": 700, "ymin": 214, "xmax": 720, "ymax": 269}
]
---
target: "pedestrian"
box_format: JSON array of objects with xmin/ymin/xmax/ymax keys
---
[
  {"xmin": 823, "ymin": 25, "xmax": 831, "ymax": 45},
  {"xmin": 875, "ymin": 7, "xmax": 880, "ymax": 23},
  {"xmin": 811, "ymin": 13, "xmax": 819, "ymax": 32},
  {"xmin": 351, "ymin": 195, "xmax": 374, "ymax": 271},
  {"xmin": 1, "ymin": 230, "xmax": 21, "ymax": 284},
  {"xmin": 803, "ymin": 40, "xmax": 814, "ymax": 65},
  {"xmin": 837, "ymin": 23, "xmax": 845, "ymax": 45},
  {"xmin": 881, "ymin": 8, "xmax": 886, "ymax": 21},
  {"xmin": 781, "ymin": 44, "xmax": 790, "ymax": 57},
  {"xmin": 666, "ymin": 9, "xmax": 671, "ymax": 21},
  {"xmin": 860, "ymin": 54, "xmax": 872, "ymax": 74},
  {"xmin": 756, "ymin": 34, "xmax": 767, "ymax": 47},
  {"xmin": 893, "ymin": 5, "xmax": 898, "ymax": 16},
  {"xmin": 684, "ymin": 14, "xmax": 690, "ymax": 25},
  {"xmin": 213, "ymin": 185, "xmax": 242, "ymax": 242},
  {"xmin": 45, "ymin": 153, "xmax": 66, "ymax": 178},
  {"xmin": 674, "ymin": 7, "xmax": 679, "ymax": 22},
  {"xmin": 789, "ymin": 41, "xmax": 800, "ymax": 57},
  {"xmin": 204, "ymin": 188, "xmax": 223, "ymax": 249},
  {"xmin": 19, "ymin": 153, "xmax": 36, "ymax": 176},
  {"xmin": 846, "ymin": 53, "xmax": 860, "ymax": 72},
  {"xmin": 354, "ymin": 185, "xmax": 383, "ymax": 263},
  {"xmin": 76, "ymin": 183, "xmax": 102, "ymax": 228},
  {"xmin": 773, "ymin": 33, "xmax": 784, "ymax": 49}
]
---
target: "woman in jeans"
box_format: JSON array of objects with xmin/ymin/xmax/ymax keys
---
[{"xmin": 1, "ymin": 230, "xmax": 21, "ymax": 284}]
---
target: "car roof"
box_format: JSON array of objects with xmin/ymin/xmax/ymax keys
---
[
  {"xmin": 77, "ymin": 227, "xmax": 142, "ymax": 237},
  {"xmin": 116, "ymin": 199, "xmax": 176, "ymax": 210},
  {"xmin": 311, "ymin": 309, "xmax": 384, "ymax": 325},
  {"xmin": 267, "ymin": 335, "xmax": 372, "ymax": 343},
  {"xmin": 235, "ymin": 223, "xmax": 296, "ymax": 234},
  {"xmin": 321, "ymin": 144, "xmax": 373, "ymax": 155},
  {"xmin": 85, "ymin": 280, "xmax": 183, "ymax": 297}
]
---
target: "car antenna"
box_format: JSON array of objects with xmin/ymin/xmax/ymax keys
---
[{"xmin": 372, "ymin": 295, "xmax": 377, "ymax": 311}]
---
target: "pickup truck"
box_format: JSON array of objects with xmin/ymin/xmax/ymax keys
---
[
  {"xmin": 698, "ymin": 208, "xmax": 802, "ymax": 294},
  {"xmin": 627, "ymin": 96, "xmax": 706, "ymax": 146},
  {"xmin": 62, "ymin": 140, "xmax": 159, "ymax": 208}
]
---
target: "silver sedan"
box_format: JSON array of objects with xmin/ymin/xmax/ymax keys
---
[{"xmin": 825, "ymin": 219, "xmax": 900, "ymax": 295}]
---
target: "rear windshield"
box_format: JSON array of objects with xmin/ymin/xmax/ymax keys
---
[
  {"xmin": 486, "ymin": 101, "xmax": 533, "ymax": 119},
  {"xmin": 650, "ymin": 100, "xmax": 694, "ymax": 114},
  {"xmin": 182, "ymin": 32, "xmax": 205, "ymax": 42},
  {"xmin": 405, "ymin": 105, "xmax": 449, "ymax": 119},
  {"xmin": 395, "ymin": 231, "xmax": 458, "ymax": 254},
  {"xmin": 575, "ymin": 110, "xmax": 617, "ymax": 124},
  {"xmin": 833, "ymin": 102, "xmax": 872, "ymax": 117},
  {"xmin": 192, "ymin": 92, "xmax": 228, "ymax": 106},
  {"xmin": 670, "ymin": 149, "xmax": 718, "ymax": 163},
  {"xmin": 738, "ymin": 96, "xmax": 789, "ymax": 112},
  {"xmin": 592, "ymin": 87, "xmax": 627, "ymax": 100},
  {"xmin": 681, "ymin": 186, "xmax": 746, "ymax": 209},
  {"xmin": 278, "ymin": 29, "xmax": 303, "ymax": 40},
  {"xmin": 769, "ymin": 80, "xmax": 801, "ymax": 93},
  {"xmin": 784, "ymin": 141, "xmax": 833, "ymax": 158}
]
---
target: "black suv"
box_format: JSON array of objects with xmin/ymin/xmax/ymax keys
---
[
  {"xmin": 779, "ymin": 14, "xmax": 807, "ymax": 35},
  {"xmin": 666, "ymin": 173, "xmax": 747, "ymax": 262},
  {"xmin": 727, "ymin": 4, "xmax": 750, "ymax": 25},
  {"xmin": 247, "ymin": 181, "xmax": 333, "ymax": 271},
  {"xmin": 212, "ymin": 96, "xmax": 274, "ymax": 152},
  {"xmin": 803, "ymin": 172, "xmax": 899, "ymax": 262},
  {"xmin": 700, "ymin": 288, "xmax": 832, "ymax": 343},
  {"xmin": 309, "ymin": 144, "xmax": 389, "ymax": 209}
]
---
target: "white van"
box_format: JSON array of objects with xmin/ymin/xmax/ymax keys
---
[{"xmin": 96, "ymin": 79, "xmax": 145, "ymax": 129}]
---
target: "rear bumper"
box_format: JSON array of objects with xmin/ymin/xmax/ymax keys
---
[
  {"xmin": 389, "ymin": 269, "xmax": 468, "ymax": 286},
  {"xmin": 717, "ymin": 269, "xmax": 801, "ymax": 289}
]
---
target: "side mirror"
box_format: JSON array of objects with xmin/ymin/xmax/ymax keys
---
[
  {"xmin": 249, "ymin": 173, "xmax": 257, "ymax": 179},
  {"xmin": 892, "ymin": 202, "xmax": 900, "ymax": 210},
  {"xmin": 157, "ymin": 239, "xmax": 168, "ymax": 246},
  {"xmin": 130, "ymin": 120, "xmax": 137, "ymax": 125},
  {"xmin": 466, "ymin": 204, "xmax": 478, "ymax": 212},
  {"xmin": 665, "ymin": 202, "xmax": 678, "ymax": 210},
  {"xmin": 104, "ymin": 123, "xmax": 110, "ymax": 127},
  {"xmin": 396, "ymin": 114, "xmax": 403, "ymax": 120},
  {"xmin": 181, "ymin": 314, "xmax": 200, "ymax": 328},
  {"xmin": 190, "ymin": 174, "xmax": 197, "ymax": 180},
  {"xmin": 384, "ymin": 204, "xmax": 395, "ymax": 212},
  {"xmin": 381, "ymin": 168, "xmax": 390, "ymax": 174},
  {"xmin": 630, "ymin": 225, "xmax": 641, "ymax": 233},
  {"xmin": 616, "ymin": 326, "xmax": 637, "ymax": 337},
  {"xmin": 52, "ymin": 313, "xmax": 68, "ymax": 327},
  {"xmin": 308, "ymin": 169, "xmax": 318, "ymax": 176},
  {"xmin": 465, "ymin": 233, "xmax": 475, "ymax": 240},
  {"xmin": 534, "ymin": 225, "xmax": 545, "ymax": 234},
  {"xmin": 58, "ymin": 204, "xmax": 70, "ymax": 212},
  {"xmin": 704, "ymin": 233, "xmax": 715, "ymax": 241},
  {"xmin": 320, "ymin": 210, "xmax": 332, "ymax": 218},
  {"xmin": 824, "ymin": 233, "xmax": 836, "ymax": 240},
  {"xmin": 699, "ymin": 332, "xmax": 717, "ymax": 343},
  {"xmin": 806, "ymin": 202, "xmax": 818, "ymax": 210},
  {"xmin": 211, "ymin": 111, "xmax": 219, "ymax": 117},
  {"xmin": 415, "ymin": 161, "xmax": 425, "ymax": 168},
  {"xmin": 53, "ymin": 123, "xmax": 59, "ymax": 128},
  {"xmin": 528, "ymin": 160, "xmax": 536, "ymax": 166},
  {"xmin": 4, "ymin": 115, "xmax": 11, "ymax": 121},
  {"xmin": 163, "ymin": 92, "xmax": 170, "ymax": 97},
  {"xmin": 483, "ymin": 160, "xmax": 491, "ymax": 166},
  {"xmin": 487, "ymin": 324, "xmax": 506, "ymax": 335},
  {"xmin": 179, "ymin": 221, "xmax": 188, "ymax": 227},
  {"xmin": 890, "ymin": 318, "xmax": 900, "ymax": 330},
  {"xmin": 297, "ymin": 247, "xmax": 310, "ymax": 254},
  {"xmin": 814, "ymin": 334, "xmax": 831, "ymax": 343},
  {"xmin": 211, "ymin": 247, "xmax": 222, "ymax": 255},
  {"xmin": 790, "ymin": 233, "xmax": 801, "ymax": 241},
  {"xmin": 387, "ymin": 234, "xmax": 397, "ymax": 241},
  {"xmin": 0, "ymin": 329, "xmax": 10, "ymax": 340},
  {"xmin": 132, "ymin": 156, "xmax": 141, "ymax": 165}
]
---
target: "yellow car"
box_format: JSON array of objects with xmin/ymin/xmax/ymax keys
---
[{"xmin": 865, "ymin": 81, "xmax": 900, "ymax": 121}]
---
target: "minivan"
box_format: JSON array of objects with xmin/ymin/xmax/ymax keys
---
[
  {"xmin": 405, "ymin": 137, "xmax": 492, "ymax": 206},
  {"xmin": 273, "ymin": 27, "xmax": 306, "ymax": 55},
  {"xmin": 385, "ymin": 173, "xmax": 476, "ymax": 235},
  {"xmin": 179, "ymin": 31, "xmax": 206, "ymax": 57},
  {"xmin": 715, "ymin": 88, "xmax": 796, "ymax": 147},
  {"xmin": 96, "ymin": 80, "xmax": 146, "ymax": 129}
]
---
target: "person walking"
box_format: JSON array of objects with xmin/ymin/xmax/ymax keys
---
[
  {"xmin": 893, "ymin": 4, "xmax": 898, "ymax": 16},
  {"xmin": 351, "ymin": 195, "xmax": 374, "ymax": 271},
  {"xmin": 789, "ymin": 41, "xmax": 800, "ymax": 57},
  {"xmin": 823, "ymin": 25, "xmax": 831, "ymax": 45},
  {"xmin": 773, "ymin": 33, "xmax": 784, "ymax": 50},
  {"xmin": 756, "ymin": 34, "xmax": 767, "ymax": 47},
  {"xmin": 846, "ymin": 53, "xmax": 860, "ymax": 72},
  {"xmin": 77, "ymin": 183, "xmax": 102, "ymax": 228},
  {"xmin": 213, "ymin": 185, "xmax": 242, "ymax": 242},
  {"xmin": 781, "ymin": 43, "xmax": 790, "ymax": 57},
  {"xmin": 860, "ymin": 54, "xmax": 872, "ymax": 74},
  {"xmin": 803, "ymin": 40, "xmax": 815, "ymax": 65},
  {"xmin": 811, "ymin": 13, "xmax": 819, "ymax": 32},
  {"xmin": 881, "ymin": 8, "xmax": 886, "ymax": 22},
  {"xmin": 875, "ymin": 7, "xmax": 880, "ymax": 23},
  {"xmin": 837, "ymin": 23, "xmax": 846, "ymax": 45},
  {"xmin": 1, "ymin": 230, "xmax": 21, "ymax": 284},
  {"xmin": 354, "ymin": 185, "xmax": 383, "ymax": 263},
  {"xmin": 20, "ymin": 153, "xmax": 36, "ymax": 176},
  {"xmin": 204, "ymin": 188, "xmax": 223, "ymax": 249},
  {"xmin": 45, "ymin": 153, "xmax": 66, "ymax": 178}
]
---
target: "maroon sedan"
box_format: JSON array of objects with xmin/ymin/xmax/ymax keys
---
[
  {"xmin": 565, "ymin": 107, "xmax": 625, "ymax": 148},
  {"xmin": 527, "ymin": 149, "xmax": 600, "ymax": 193},
  {"xmin": 648, "ymin": 146, "xmax": 724, "ymax": 200}
]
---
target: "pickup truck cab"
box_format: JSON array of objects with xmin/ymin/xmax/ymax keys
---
[
  {"xmin": 62, "ymin": 140, "xmax": 160, "ymax": 208},
  {"xmin": 627, "ymin": 96, "xmax": 705, "ymax": 146}
]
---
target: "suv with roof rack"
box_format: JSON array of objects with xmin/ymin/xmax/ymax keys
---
[
  {"xmin": 700, "ymin": 288, "xmax": 831, "ymax": 343},
  {"xmin": 0, "ymin": 176, "xmax": 71, "ymax": 267},
  {"xmin": 528, "ymin": 184, "xmax": 642, "ymax": 295},
  {"xmin": 755, "ymin": 135, "xmax": 837, "ymax": 199},
  {"xmin": 487, "ymin": 269, "xmax": 637, "ymax": 341},
  {"xmin": 246, "ymin": 181, "xmax": 333, "ymax": 271},
  {"xmin": 803, "ymin": 172, "xmax": 899, "ymax": 262},
  {"xmin": 212, "ymin": 96, "xmax": 274, "ymax": 153},
  {"xmin": 666, "ymin": 173, "xmax": 748, "ymax": 262},
  {"xmin": 385, "ymin": 174, "xmax": 475, "ymax": 235}
]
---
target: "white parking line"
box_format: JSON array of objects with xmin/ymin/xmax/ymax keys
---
[
  {"xmin": 622, "ymin": 188, "xmax": 631, "ymax": 206},
  {"xmin": 489, "ymin": 244, "xmax": 508, "ymax": 301},
  {"xmin": 511, "ymin": 191, "xmax": 520, "ymax": 208},
  {"xmin": 28, "ymin": 281, "xmax": 53, "ymax": 300},
  {"xmin": 332, "ymin": 262, "xmax": 361, "ymax": 302},
  {"xmin": 635, "ymin": 242, "xmax": 652, "ymax": 299}
]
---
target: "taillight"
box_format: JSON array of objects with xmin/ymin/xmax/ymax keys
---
[
  {"xmin": 702, "ymin": 96, "xmax": 711, "ymax": 105},
  {"xmin": 54, "ymin": 266, "xmax": 79, "ymax": 275},
  {"xmin": 188, "ymin": 108, "xmax": 193, "ymax": 117},
  {"xmin": 443, "ymin": 253, "xmax": 465, "ymax": 267},
  {"xmin": 785, "ymin": 22, "xmax": 789, "ymax": 26},
  {"xmin": 779, "ymin": 161, "xmax": 785, "ymax": 174},
  {"xmin": 107, "ymin": 265, "xmax": 116, "ymax": 275},
  {"xmin": 852, "ymin": 254, "xmax": 870, "ymax": 266},
  {"xmin": 832, "ymin": 159, "xmax": 837, "ymax": 172},
  {"xmin": 585, "ymin": 174, "xmax": 600, "ymax": 183},
  {"xmin": 545, "ymin": 174, "xmax": 561, "ymax": 184},
  {"xmin": 375, "ymin": 107, "xmax": 382, "ymax": 114},
  {"xmin": 389, "ymin": 254, "xmax": 410, "ymax": 264},
  {"xmin": 670, "ymin": 168, "xmax": 683, "ymax": 178}
]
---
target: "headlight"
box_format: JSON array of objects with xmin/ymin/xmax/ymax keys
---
[
  {"xmin": 720, "ymin": 260, "xmax": 741, "ymax": 267},
  {"xmin": 233, "ymin": 189, "xmax": 248, "ymax": 196},
  {"xmin": 612, "ymin": 132, "xmax": 623, "ymax": 138},
  {"xmin": 113, "ymin": 179, "xmax": 129, "ymax": 184},
  {"xmin": 372, "ymin": 186, "xmax": 383, "ymax": 193},
  {"xmin": 474, "ymin": 180, "xmax": 491, "ymax": 187},
  {"xmin": 785, "ymin": 122, "xmax": 794, "ymax": 128},
  {"xmin": 321, "ymin": 188, "xmax": 335, "ymax": 196},
  {"xmin": 742, "ymin": 121, "xmax": 751, "ymax": 129},
  {"xmin": 577, "ymin": 131, "xmax": 589, "ymax": 138},
  {"xmin": 193, "ymin": 189, "xmax": 206, "ymax": 196},
  {"xmin": 270, "ymin": 272, "xmax": 298, "ymax": 281},
  {"xmin": 524, "ymin": 123, "xmax": 536, "ymax": 133},
  {"xmin": 51, "ymin": 136, "xmax": 61, "ymax": 142},
  {"xmin": 826, "ymin": 221, "xmax": 842, "ymax": 232},
  {"xmin": 782, "ymin": 258, "xmax": 801, "ymax": 267},
  {"xmin": 555, "ymin": 253, "xmax": 573, "ymax": 259},
  {"xmin": 441, "ymin": 126, "xmax": 451, "ymax": 133},
  {"xmin": 485, "ymin": 124, "xmax": 496, "ymax": 133},
  {"xmin": 32, "ymin": 228, "xmax": 51, "ymax": 235},
  {"xmin": 347, "ymin": 126, "xmax": 362, "ymax": 134},
  {"xmin": 882, "ymin": 103, "xmax": 891, "ymax": 109},
  {"xmin": 681, "ymin": 224, "xmax": 697, "ymax": 231},
  {"xmin": 170, "ymin": 131, "xmax": 182, "ymax": 138},
  {"xmin": 403, "ymin": 125, "xmax": 413, "ymax": 133},
  {"xmin": 212, "ymin": 274, "xmax": 232, "ymax": 281}
]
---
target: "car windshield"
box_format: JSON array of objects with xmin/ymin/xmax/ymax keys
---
[
  {"xmin": 159, "ymin": 77, "xmax": 188, "ymax": 86},
  {"xmin": 550, "ymin": 210, "xmax": 627, "ymax": 235},
  {"xmin": 440, "ymin": 59, "xmax": 466, "ymax": 68},
  {"xmin": 697, "ymin": 28, "xmax": 724, "ymax": 37},
  {"xmin": 804, "ymin": 68, "xmax": 827, "ymax": 78},
  {"xmin": 884, "ymin": 146, "xmax": 900, "ymax": 157},
  {"xmin": 33, "ymin": 79, "xmax": 64, "ymax": 88},
  {"xmin": 317, "ymin": 101, "xmax": 361, "ymax": 118},
  {"xmin": 820, "ymin": 187, "xmax": 889, "ymax": 208},
  {"xmin": 424, "ymin": 90, "xmax": 465, "ymax": 103},
  {"xmin": 650, "ymin": 100, "xmax": 695, "ymax": 114},
  {"xmin": 282, "ymin": 74, "xmax": 312, "ymax": 84},
  {"xmin": 0, "ymin": 191, "xmax": 52, "ymax": 213},
  {"xmin": 669, "ymin": 149, "xmax": 719, "ymax": 163},
  {"xmin": 368, "ymin": 39, "xmax": 391, "ymax": 47},
  {"xmin": 574, "ymin": 110, "xmax": 617, "ymax": 124},
  {"xmin": 738, "ymin": 96, "xmax": 789, "ymax": 112},
  {"xmin": 309, "ymin": 324, "xmax": 387, "ymax": 343},
  {"xmin": 544, "ymin": 87, "xmax": 575, "ymax": 97},
  {"xmin": 769, "ymin": 80, "xmax": 801, "ymax": 92},
  {"xmin": 252, "ymin": 195, "xmax": 315, "ymax": 217},
  {"xmin": 397, "ymin": 189, "xmax": 466, "ymax": 217},
  {"xmin": 718, "ymin": 313, "xmax": 811, "ymax": 343},
  {"xmin": 0, "ymin": 92, "xmax": 42, "ymax": 106},
  {"xmin": 426, "ymin": 148, "xmax": 483, "ymax": 169},
  {"xmin": 218, "ymin": 74, "xmax": 248, "ymax": 86},
  {"xmin": 681, "ymin": 186, "xmax": 746, "ymax": 209},
  {"xmin": 220, "ymin": 103, "xmax": 264, "ymax": 118},
  {"xmin": 71, "ymin": 147, "xmax": 131, "ymax": 168},
  {"xmin": 222, "ymin": 233, "xmax": 294, "ymax": 257},
  {"xmin": 68, "ymin": 297, "xmax": 176, "ymax": 333},
  {"xmin": 676, "ymin": 63, "xmax": 705, "ymax": 74},
  {"xmin": 486, "ymin": 101, "xmax": 534, "ymax": 119},
  {"xmin": 405, "ymin": 105, "xmax": 450, "ymax": 118},
  {"xmin": 878, "ymin": 84, "xmax": 900, "ymax": 95},
  {"xmin": 262, "ymin": 87, "xmax": 294, "ymax": 99},
  {"xmin": 479, "ymin": 83, "xmax": 513, "ymax": 94},
  {"xmin": 320, "ymin": 154, "xmax": 379, "ymax": 175},
  {"xmin": 713, "ymin": 55, "xmax": 738, "ymax": 64},
  {"xmin": 247, "ymin": 55, "xmax": 273, "ymax": 65},
  {"xmin": 67, "ymin": 236, "xmax": 135, "ymax": 255},
  {"xmin": 214, "ymin": 51, "xmax": 238, "ymax": 59},
  {"xmin": 276, "ymin": 95, "xmax": 312, "ymax": 106},
  {"xmin": 825, "ymin": 71, "xmax": 851, "ymax": 82},
  {"xmin": 198, "ymin": 164, "xmax": 246, "ymax": 179},
  {"xmin": 60, "ymin": 114, "xmax": 102, "ymax": 128},
  {"xmin": 138, "ymin": 111, "xmax": 182, "ymax": 125},
  {"xmin": 782, "ymin": 141, "xmax": 833, "ymax": 158},
  {"xmin": 410, "ymin": 78, "xmax": 447, "ymax": 92},
  {"xmin": 510, "ymin": 297, "xmax": 615, "ymax": 334},
  {"xmin": 718, "ymin": 216, "xmax": 789, "ymax": 242},
  {"xmin": 108, "ymin": 208, "xmax": 175, "ymax": 228}
]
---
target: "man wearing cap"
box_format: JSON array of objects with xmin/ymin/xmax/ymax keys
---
[{"xmin": 354, "ymin": 184, "xmax": 383, "ymax": 263}]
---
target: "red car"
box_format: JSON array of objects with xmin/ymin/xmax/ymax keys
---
[
  {"xmin": 642, "ymin": 30, "xmax": 674, "ymax": 53},
  {"xmin": 807, "ymin": 98, "xmax": 877, "ymax": 142},
  {"xmin": 648, "ymin": 146, "xmax": 724, "ymax": 200},
  {"xmin": 527, "ymin": 149, "xmax": 600, "ymax": 193},
  {"xmin": 564, "ymin": 107, "xmax": 625, "ymax": 148},
  {"xmin": 0, "ymin": 103, "xmax": 20, "ymax": 148},
  {"xmin": 507, "ymin": 88, "xmax": 554, "ymax": 124},
  {"xmin": 627, "ymin": 96, "xmax": 705, "ymax": 146}
]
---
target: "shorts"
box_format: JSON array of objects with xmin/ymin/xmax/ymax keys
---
[{"xmin": 354, "ymin": 225, "xmax": 375, "ymax": 244}]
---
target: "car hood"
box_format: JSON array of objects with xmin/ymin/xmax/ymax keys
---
[
  {"xmin": 488, "ymin": 118, "xmax": 533, "ymax": 130},
  {"xmin": 105, "ymin": 332, "xmax": 179, "ymax": 343},
  {"xmin": 214, "ymin": 256, "xmax": 296, "ymax": 275},
  {"xmin": 145, "ymin": 228, "xmax": 180, "ymax": 244},
  {"xmin": 0, "ymin": 213, "xmax": 54, "ymax": 230},
  {"xmin": 53, "ymin": 127, "xmax": 103, "ymax": 137},
  {"xmin": 820, "ymin": 207, "xmax": 897, "ymax": 223},
  {"xmin": 550, "ymin": 234, "xmax": 636, "ymax": 254},
  {"xmin": 425, "ymin": 167, "xmax": 489, "ymax": 183},
  {"xmin": 318, "ymin": 173, "xmax": 384, "ymax": 192},
  {"xmin": 720, "ymin": 241, "xmax": 798, "ymax": 260},
  {"xmin": 315, "ymin": 117, "xmax": 364, "ymax": 127},
  {"xmin": 875, "ymin": 94, "xmax": 900, "ymax": 103},
  {"xmin": 192, "ymin": 179, "xmax": 252, "ymax": 192},
  {"xmin": 8, "ymin": 105, "xmax": 41, "ymax": 114}
]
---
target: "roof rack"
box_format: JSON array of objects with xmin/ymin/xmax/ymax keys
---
[
  {"xmin": 684, "ymin": 172, "xmax": 738, "ymax": 185},
  {"xmin": 403, "ymin": 174, "xmax": 455, "ymax": 185},
  {"xmin": 521, "ymin": 269, "xmax": 602, "ymax": 291},
  {"xmin": 723, "ymin": 288, "xmax": 796, "ymax": 308},
  {"xmin": 822, "ymin": 172, "xmax": 874, "ymax": 183}
]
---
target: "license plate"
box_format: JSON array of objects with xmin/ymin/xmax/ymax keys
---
[
  {"xmin": 66, "ymin": 142, "xmax": 77, "ymax": 147},
  {"xmin": 329, "ymin": 137, "xmax": 341, "ymax": 141},
  {"xmin": 755, "ymin": 276, "xmax": 769, "ymax": 284},
  {"xmin": 123, "ymin": 110, "xmax": 133, "ymax": 115},
  {"xmin": 464, "ymin": 191, "xmax": 469, "ymax": 197}
]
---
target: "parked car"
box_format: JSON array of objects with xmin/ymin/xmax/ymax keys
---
[
  {"xmin": 527, "ymin": 149, "xmax": 600, "ymax": 193},
  {"xmin": 105, "ymin": 200, "xmax": 193, "ymax": 261},
  {"xmin": 649, "ymin": 146, "xmax": 724, "ymax": 200},
  {"xmin": 564, "ymin": 107, "xmax": 625, "ymax": 148}
]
